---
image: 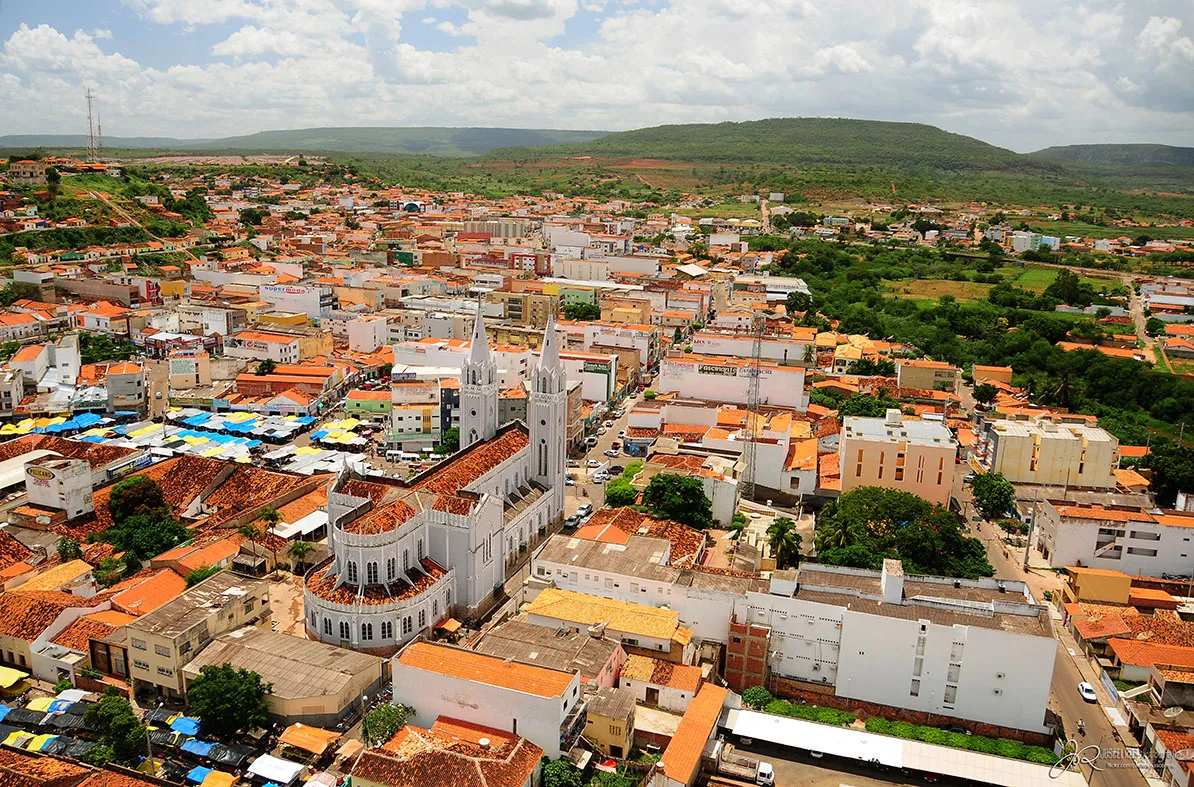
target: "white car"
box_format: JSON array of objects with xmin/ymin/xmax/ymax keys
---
[
  {"xmin": 618, "ymin": 429, "xmax": 626, "ymax": 438},
  {"xmin": 614, "ymin": 409, "xmax": 625, "ymax": 418},
  {"xmin": 564, "ymin": 477, "xmax": 575, "ymax": 486},
  {"xmin": 1078, "ymin": 682, "xmax": 1098, "ymax": 703},
  {"xmin": 603, "ymin": 420, "xmax": 614, "ymax": 428},
  {"xmin": 586, "ymin": 459, "xmax": 601, "ymax": 468},
  {"xmin": 597, "ymin": 427, "xmax": 607, "ymax": 435},
  {"xmin": 603, "ymin": 449, "xmax": 619, "ymax": 457}
]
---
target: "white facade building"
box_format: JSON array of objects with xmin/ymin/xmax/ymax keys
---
[
  {"xmin": 260, "ymin": 284, "xmax": 337, "ymax": 318},
  {"xmin": 1033, "ymin": 501, "xmax": 1194, "ymax": 577},
  {"xmin": 659, "ymin": 353, "xmax": 808, "ymax": 410}
]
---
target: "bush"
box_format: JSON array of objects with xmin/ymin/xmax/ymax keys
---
[
  {"xmin": 762, "ymin": 699, "xmax": 855, "ymax": 726},
  {"xmin": 743, "ymin": 686, "xmax": 773, "ymax": 709},
  {"xmin": 862, "ymin": 717, "xmax": 1057, "ymax": 764}
]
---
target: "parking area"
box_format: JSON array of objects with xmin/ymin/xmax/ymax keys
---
[{"xmin": 736, "ymin": 739, "xmax": 926, "ymax": 787}]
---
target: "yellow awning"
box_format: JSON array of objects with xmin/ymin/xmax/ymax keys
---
[
  {"xmin": 27, "ymin": 733, "xmax": 57, "ymax": 751},
  {"xmin": 0, "ymin": 666, "xmax": 28, "ymax": 688},
  {"xmin": 2, "ymin": 731, "xmax": 31, "ymax": 747},
  {"xmin": 201, "ymin": 773, "xmax": 239, "ymax": 787},
  {"xmin": 278, "ymin": 723, "xmax": 341, "ymax": 756},
  {"xmin": 25, "ymin": 697, "xmax": 54, "ymax": 712}
]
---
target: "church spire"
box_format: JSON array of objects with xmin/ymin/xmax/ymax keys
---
[
  {"xmin": 469, "ymin": 306, "xmax": 491, "ymax": 365},
  {"xmin": 538, "ymin": 309, "xmax": 561, "ymax": 372}
]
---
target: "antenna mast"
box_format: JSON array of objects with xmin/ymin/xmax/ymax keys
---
[
  {"xmin": 97, "ymin": 113, "xmax": 104, "ymax": 161},
  {"xmin": 741, "ymin": 314, "xmax": 765, "ymax": 502},
  {"xmin": 84, "ymin": 87, "xmax": 98, "ymax": 162}
]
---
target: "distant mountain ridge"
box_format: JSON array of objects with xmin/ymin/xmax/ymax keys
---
[
  {"xmin": 0, "ymin": 127, "xmax": 608, "ymax": 157},
  {"xmin": 1031, "ymin": 143, "xmax": 1194, "ymax": 168}
]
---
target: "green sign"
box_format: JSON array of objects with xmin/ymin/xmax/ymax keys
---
[{"xmin": 698, "ymin": 364, "xmax": 737, "ymax": 376}]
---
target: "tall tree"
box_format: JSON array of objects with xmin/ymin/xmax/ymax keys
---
[
  {"xmin": 641, "ymin": 474, "xmax": 714, "ymax": 528},
  {"xmin": 286, "ymin": 540, "xmax": 315, "ymax": 573},
  {"xmin": 362, "ymin": 703, "xmax": 415, "ymax": 747},
  {"xmin": 83, "ymin": 691, "xmax": 146, "ymax": 765},
  {"xmin": 766, "ymin": 517, "xmax": 803, "ymax": 568},
  {"xmin": 970, "ymin": 472, "xmax": 1017, "ymax": 519},
  {"xmin": 107, "ymin": 475, "xmax": 168, "ymax": 523},
  {"xmin": 187, "ymin": 665, "xmax": 273, "ymax": 738}
]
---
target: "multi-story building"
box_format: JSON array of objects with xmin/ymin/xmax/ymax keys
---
[
  {"xmin": 488, "ymin": 289, "xmax": 555, "ymax": 329},
  {"xmin": 123, "ymin": 570, "xmax": 271, "ymax": 699},
  {"xmin": 6, "ymin": 160, "xmax": 46, "ymax": 185},
  {"xmin": 259, "ymin": 283, "xmax": 337, "ymax": 318},
  {"xmin": 1034, "ymin": 501, "xmax": 1194, "ymax": 577},
  {"xmin": 584, "ymin": 686, "xmax": 636, "ymax": 759},
  {"xmin": 839, "ymin": 410, "xmax": 958, "ymax": 505},
  {"xmin": 391, "ymin": 641, "xmax": 585, "ymax": 759},
  {"xmin": 224, "ymin": 330, "xmax": 301, "ymax": 364},
  {"xmin": 659, "ymin": 352, "xmax": 808, "ymax": 410},
  {"xmin": 896, "ymin": 359, "xmax": 960, "ymax": 392},
  {"xmin": 974, "ymin": 415, "xmax": 1119, "ymax": 488},
  {"xmin": 105, "ymin": 362, "xmax": 146, "ymax": 413}
]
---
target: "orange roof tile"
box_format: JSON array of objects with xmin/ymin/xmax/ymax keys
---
[
  {"xmin": 660, "ymin": 684, "xmax": 728, "ymax": 783},
  {"xmin": 397, "ymin": 642, "xmax": 574, "ymax": 698}
]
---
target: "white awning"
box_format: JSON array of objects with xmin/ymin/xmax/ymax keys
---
[
  {"xmin": 247, "ymin": 754, "xmax": 304, "ymax": 785},
  {"xmin": 272, "ymin": 511, "xmax": 327, "ymax": 540}
]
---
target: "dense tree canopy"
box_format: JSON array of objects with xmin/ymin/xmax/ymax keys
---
[
  {"xmin": 970, "ymin": 472, "xmax": 1017, "ymax": 519},
  {"xmin": 814, "ymin": 486, "xmax": 993, "ymax": 578},
  {"xmin": 562, "ymin": 302, "xmax": 601, "ymax": 321},
  {"xmin": 187, "ymin": 665, "xmax": 273, "ymax": 738},
  {"xmin": 641, "ymin": 474, "xmax": 714, "ymax": 528},
  {"xmin": 83, "ymin": 692, "xmax": 146, "ymax": 765}
]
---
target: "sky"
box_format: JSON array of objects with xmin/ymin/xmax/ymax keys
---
[{"xmin": 0, "ymin": 0, "xmax": 1192, "ymax": 152}]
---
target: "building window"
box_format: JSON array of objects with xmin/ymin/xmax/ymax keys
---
[
  {"xmin": 323, "ymin": 618, "xmax": 332, "ymax": 636},
  {"xmin": 361, "ymin": 623, "xmax": 373, "ymax": 641},
  {"xmin": 943, "ymin": 685, "xmax": 957, "ymax": 705},
  {"xmin": 418, "ymin": 609, "xmax": 426, "ymax": 629},
  {"xmin": 403, "ymin": 549, "xmax": 410, "ymax": 572},
  {"xmin": 418, "ymin": 539, "xmax": 424, "ymax": 561},
  {"xmin": 157, "ymin": 667, "xmax": 173, "ymax": 677},
  {"xmin": 347, "ymin": 561, "xmax": 359, "ymax": 584},
  {"xmin": 339, "ymin": 621, "xmax": 350, "ymax": 640},
  {"xmin": 387, "ymin": 557, "xmax": 396, "ymax": 581},
  {"xmin": 367, "ymin": 562, "xmax": 378, "ymax": 584},
  {"xmin": 131, "ymin": 639, "xmax": 146, "ymax": 651},
  {"xmin": 133, "ymin": 660, "xmax": 150, "ymax": 671},
  {"xmin": 381, "ymin": 620, "xmax": 393, "ymax": 639},
  {"xmin": 309, "ymin": 611, "xmax": 316, "ymax": 628},
  {"xmin": 154, "ymin": 645, "xmax": 170, "ymax": 657},
  {"xmin": 433, "ymin": 599, "xmax": 439, "ymax": 618},
  {"xmin": 402, "ymin": 617, "xmax": 413, "ymax": 635},
  {"xmin": 910, "ymin": 679, "xmax": 921, "ymax": 697}
]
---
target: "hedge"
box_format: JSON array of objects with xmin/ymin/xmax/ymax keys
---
[
  {"xmin": 763, "ymin": 699, "xmax": 856, "ymax": 727},
  {"xmin": 864, "ymin": 718, "xmax": 1057, "ymax": 764}
]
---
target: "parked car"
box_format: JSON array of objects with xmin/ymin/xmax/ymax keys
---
[
  {"xmin": 576, "ymin": 503, "xmax": 593, "ymax": 518},
  {"xmin": 564, "ymin": 476, "xmax": 575, "ymax": 486},
  {"xmin": 1078, "ymin": 682, "xmax": 1098, "ymax": 703},
  {"xmin": 585, "ymin": 436, "xmax": 599, "ymax": 446},
  {"xmin": 155, "ymin": 391, "xmax": 163, "ymax": 399},
  {"xmin": 963, "ymin": 473, "xmax": 976, "ymax": 483},
  {"xmin": 614, "ymin": 409, "xmax": 625, "ymax": 418},
  {"xmin": 618, "ymin": 429, "xmax": 626, "ymax": 438},
  {"xmin": 586, "ymin": 459, "xmax": 601, "ymax": 468},
  {"xmin": 603, "ymin": 449, "xmax": 619, "ymax": 457},
  {"xmin": 597, "ymin": 427, "xmax": 607, "ymax": 435},
  {"xmin": 610, "ymin": 441, "xmax": 621, "ymax": 450}
]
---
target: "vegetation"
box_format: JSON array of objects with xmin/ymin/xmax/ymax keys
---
[
  {"xmin": 970, "ymin": 472, "xmax": 1016, "ymax": 519},
  {"xmin": 815, "ymin": 486, "xmax": 993, "ymax": 578},
  {"xmin": 1142, "ymin": 443, "xmax": 1194, "ymax": 507},
  {"xmin": 864, "ymin": 718, "xmax": 1057, "ymax": 764},
  {"xmin": 53, "ymin": 678, "xmax": 74, "ymax": 694},
  {"xmin": 255, "ymin": 358, "xmax": 277, "ymax": 375},
  {"xmin": 435, "ymin": 426, "xmax": 460, "ymax": 455},
  {"xmin": 766, "ymin": 517, "xmax": 802, "ymax": 568},
  {"xmin": 972, "ymin": 383, "xmax": 998, "ymax": 405},
  {"xmin": 187, "ymin": 664, "xmax": 273, "ymax": 738},
  {"xmin": 286, "ymin": 540, "xmax": 315, "ymax": 573},
  {"xmin": 742, "ymin": 686, "xmax": 773, "ymax": 710},
  {"xmin": 56, "ymin": 537, "xmax": 82, "ymax": 561},
  {"xmin": 83, "ymin": 690, "xmax": 147, "ymax": 765},
  {"xmin": 763, "ymin": 699, "xmax": 856, "ymax": 726},
  {"xmin": 0, "ymin": 281, "xmax": 40, "ymax": 306},
  {"xmin": 185, "ymin": 565, "xmax": 221, "ymax": 587},
  {"xmin": 101, "ymin": 475, "xmax": 190, "ymax": 561},
  {"xmin": 362, "ymin": 703, "xmax": 415, "ymax": 747},
  {"xmin": 640, "ymin": 474, "xmax": 714, "ymax": 529},
  {"xmin": 543, "ymin": 758, "xmax": 584, "ymax": 787},
  {"xmin": 605, "ymin": 478, "xmax": 639, "ymax": 508},
  {"xmin": 562, "ymin": 302, "xmax": 601, "ymax": 321},
  {"xmin": 79, "ymin": 333, "xmax": 137, "ymax": 366}
]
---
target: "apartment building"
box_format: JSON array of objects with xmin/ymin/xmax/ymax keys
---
[
  {"xmin": 124, "ymin": 570, "xmax": 271, "ymax": 698},
  {"xmin": 106, "ymin": 362, "xmax": 146, "ymax": 413},
  {"xmin": 659, "ymin": 352, "xmax": 808, "ymax": 410},
  {"xmin": 897, "ymin": 359, "xmax": 960, "ymax": 392},
  {"xmin": 840, "ymin": 410, "xmax": 957, "ymax": 505},
  {"xmin": 224, "ymin": 330, "xmax": 302, "ymax": 364},
  {"xmin": 974, "ymin": 415, "xmax": 1119, "ymax": 488},
  {"xmin": 1034, "ymin": 502, "xmax": 1194, "ymax": 577}
]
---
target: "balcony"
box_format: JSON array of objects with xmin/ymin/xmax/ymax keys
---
[{"xmin": 560, "ymin": 698, "xmax": 587, "ymax": 752}]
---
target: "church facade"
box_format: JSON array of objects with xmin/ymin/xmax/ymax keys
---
[{"xmin": 304, "ymin": 314, "xmax": 568, "ymax": 655}]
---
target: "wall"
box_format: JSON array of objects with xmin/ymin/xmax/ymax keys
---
[{"xmin": 839, "ymin": 434, "xmax": 955, "ymax": 505}]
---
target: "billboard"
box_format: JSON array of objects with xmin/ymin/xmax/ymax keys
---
[{"xmin": 169, "ymin": 358, "xmax": 197, "ymax": 377}]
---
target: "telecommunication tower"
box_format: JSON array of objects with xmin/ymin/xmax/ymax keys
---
[
  {"xmin": 84, "ymin": 87, "xmax": 98, "ymax": 161},
  {"xmin": 740, "ymin": 314, "xmax": 765, "ymax": 502}
]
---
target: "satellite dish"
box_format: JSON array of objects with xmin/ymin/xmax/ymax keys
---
[{"xmin": 1165, "ymin": 706, "xmax": 1184, "ymax": 719}]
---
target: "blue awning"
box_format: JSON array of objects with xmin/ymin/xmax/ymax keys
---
[
  {"xmin": 186, "ymin": 766, "xmax": 213, "ymax": 783},
  {"xmin": 0, "ymin": 705, "xmax": 10, "ymax": 721},
  {"xmin": 47, "ymin": 700, "xmax": 72, "ymax": 713},
  {"xmin": 171, "ymin": 716, "xmax": 201, "ymax": 736}
]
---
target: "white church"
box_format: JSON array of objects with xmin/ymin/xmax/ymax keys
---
[{"xmin": 304, "ymin": 313, "xmax": 568, "ymax": 655}]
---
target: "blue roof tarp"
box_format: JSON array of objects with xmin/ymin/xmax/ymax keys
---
[
  {"xmin": 80, "ymin": 435, "xmax": 107, "ymax": 443},
  {"xmin": 47, "ymin": 700, "xmax": 72, "ymax": 713},
  {"xmin": 181, "ymin": 738, "xmax": 215, "ymax": 757},
  {"xmin": 171, "ymin": 716, "xmax": 201, "ymax": 736},
  {"xmin": 309, "ymin": 430, "xmax": 328, "ymax": 440},
  {"xmin": 0, "ymin": 706, "xmax": 10, "ymax": 721},
  {"xmin": 186, "ymin": 766, "xmax": 213, "ymax": 783}
]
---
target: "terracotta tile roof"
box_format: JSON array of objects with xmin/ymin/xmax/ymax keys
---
[
  {"xmin": 0, "ymin": 747, "xmax": 92, "ymax": 785},
  {"xmin": 343, "ymin": 498, "xmax": 418, "ymax": 536},
  {"xmin": 659, "ymin": 684, "xmax": 727, "ymax": 783},
  {"xmin": 1155, "ymin": 728, "xmax": 1194, "ymax": 757},
  {"xmin": 351, "ymin": 716, "xmax": 543, "ymax": 787},
  {"xmin": 0, "ymin": 434, "xmax": 138, "ymax": 470},
  {"xmin": 417, "ymin": 427, "xmax": 529, "ymax": 495},
  {"xmin": 621, "ymin": 654, "xmax": 703, "ymax": 693},
  {"xmin": 1125, "ymin": 610, "xmax": 1194, "ymax": 648},
  {"xmin": 1109, "ymin": 638, "xmax": 1194, "ymax": 668},
  {"xmin": 200, "ymin": 465, "xmax": 311, "ymax": 526},
  {"xmin": 305, "ymin": 557, "xmax": 448, "ymax": 606},
  {"xmin": 154, "ymin": 536, "xmax": 240, "ymax": 573},
  {"xmin": 0, "ymin": 590, "xmax": 95, "ymax": 641},
  {"xmin": 397, "ymin": 642, "xmax": 574, "ymax": 698},
  {"xmin": 0, "ymin": 529, "xmax": 34, "ymax": 573},
  {"xmin": 581, "ymin": 507, "xmax": 704, "ymax": 566},
  {"xmin": 431, "ymin": 494, "xmax": 476, "ymax": 516},
  {"xmin": 50, "ymin": 613, "xmax": 126, "ymax": 652},
  {"xmin": 1072, "ymin": 610, "xmax": 1132, "ymax": 641}
]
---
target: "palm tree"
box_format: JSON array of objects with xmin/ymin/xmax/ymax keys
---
[
  {"xmin": 258, "ymin": 507, "xmax": 282, "ymax": 529},
  {"xmin": 286, "ymin": 540, "xmax": 314, "ymax": 574},
  {"xmin": 767, "ymin": 517, "xmax": 803, "ymax": 569},
  {"xmin": 802, "ymin": 343, "xmax": 818, "ymax": 367},
  {"xmin": 239, "ymin": 523, "xmax": 263, "ymax": 541},
  {"xmin": 814, "ymin": 518, "xmax": 863, "ymax": 553}
]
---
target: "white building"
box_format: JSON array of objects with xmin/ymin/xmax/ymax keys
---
[
  {"xmin": 1033, "ymin": 501, "xmax": 1194, "ymax": 577},
  {"xmin": 391, "ymin": 641, "xmax": 585, "ymax": 758},
  {"xmin": 659, "ymin": 353, "xmax": 808, "ymax": 410},
  {"xmin": 224, "ymin": 331, "xmax": 301, "ymax": 364},
  {"xmin": 24, "ymin": 457, "xmax": 94, "ymax": 520},
  {"xmin": 532, "ymin": 537, "xmax": 1055, "ymax": 733},
  {"xmin": 347, "ymin": 316, "xmax": 388, "ymax": 353},
  {"xmin": 260, "ymin": 283, "xmax": 337, "ymax": 318},
  {"xmin": 304, "ymin": 317, "xmax": 568, "ymax": 655}
]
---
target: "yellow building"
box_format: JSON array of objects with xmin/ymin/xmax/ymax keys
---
[
  {"xmin": 258, "ymin": 311, "xmax": 308, "ymax": 327},
  {"xmin": 1060, "ymin": 567, "xmax": 1131, "ymax": 607},
  {"xmin": 601, "ymin": 297, "xmax": 652, "ymax": 324},
  {"xmin": 975, "ymin": 415, "xmax": 1120, "ymax": 488},
  {"xmin": 896, "ymin": 359, "xmax": 960, "ymax": 392},
  {"xmin": 584, "ymin": 686, "xmax": 636, "ymax": 759},
  {"xmin": 840, "ymin": 409, "xmax": 958, "ymax": 506},
  {"xmin": 157, "ymin": 279, "xmax": 187, "ymax": 299}
]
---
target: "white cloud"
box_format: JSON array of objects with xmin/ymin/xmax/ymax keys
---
[{"xmin": 3, "ymin": 0, "xmax": 1192, "ymax": 150}]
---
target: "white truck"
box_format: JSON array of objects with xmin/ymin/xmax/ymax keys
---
[{"xmin": 714, "ymin": 742, "xmax": 775, "ymax": 786}]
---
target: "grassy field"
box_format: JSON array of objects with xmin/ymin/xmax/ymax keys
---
[
  {"xmin": 882, "ymin": 278, "xmax": 995, "ymax": 303},
  {"xmin": 670, "ymin": 200, "xmax": 768, "ymax": 219},
  {"xmin": 999, "ymin": 266, "xmax": 1124, "ymax": 295},
  {"xmin": 1168, "ymin": 356, "xmax": 1194, "ymax": 376}
]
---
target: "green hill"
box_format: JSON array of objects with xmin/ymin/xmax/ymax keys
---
[
  {"xmin": 1031, "ymin": 143, "xmax": 1194, "ymax": 168},
  {"xmin": 191, "ymin": 126, "xmax": 607, "ymax": 156},
  {"xmin": 0, "ymin": 134, "xmax": 209, "ymax": 149},
  {"xmin": 498, "ymin": 117, "xmax": 1061, "ymax": 176}
]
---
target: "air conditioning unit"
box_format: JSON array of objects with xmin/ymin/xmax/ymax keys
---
[
  {"xmin": 993, "ymin": 688, "xmax": 1003, "ymax": 695},
  {"xmin": 813, "ymin": 663, "xmax": 821, "ymax": 672},
  {"xmin": 996, "ymin": 672, "xmax": 1006, "ymax": 679}
]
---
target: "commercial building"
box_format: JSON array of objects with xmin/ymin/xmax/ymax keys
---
[
  {"xmin": 224, "ymin": 330, "xmax": 302, "ymax": 364},
  {"xmin": 182, "ymin": 627, "xmax": 385, "ymax": 727},
  {"xmin": 974, "ymin": 415, "xmax": 1119, "ymax": 488},
  {"xmin": 106, "ymin": 362, "xmax": 146, "ymax": 413},
  {"xmin": 124, "ymin": 570, "xmax": 271, "ymax": 698},
  {"xmin": 23, "ymin": 457, "xmax": 93, "ymax": 520},
  {"xmin": 391, "ymin": 641, "xmax": 584, "ymax": 758},
  {"xmin": 659, "ymin": 353, "xmax": 808, "ymax": 410},
  {"xmin": 260, "ymin": 283, "xmax": 338, "ymax": 318},
  {"xmin": 473, "ymin": 619, "xmax": 626, "ymax": 688},
  {"xmin": 839, "ymin": 410, "xmax": 958, "ymax": 505},
  {"xmin": 1034, "ymin": 502, "xmax": 1194, "ymax": 577}
]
